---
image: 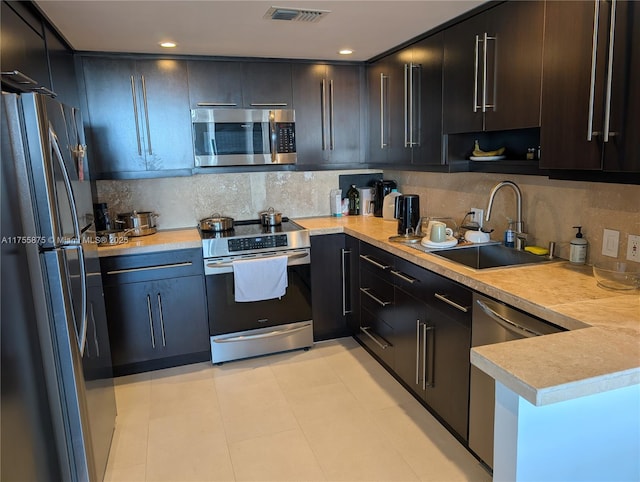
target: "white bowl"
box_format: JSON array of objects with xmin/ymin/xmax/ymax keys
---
[{"xmin": 464, "ymin": 230, "xmax": 491, "ymax": 243}]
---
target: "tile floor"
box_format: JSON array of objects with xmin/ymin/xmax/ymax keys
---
[{"xmin": 104, "ymin": 337, "xmax": 492, "ymax": 482}]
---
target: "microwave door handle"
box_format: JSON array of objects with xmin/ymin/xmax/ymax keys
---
[{"xmin": 269, "ymin": 111, "xmax": 277, "ymax": 163}]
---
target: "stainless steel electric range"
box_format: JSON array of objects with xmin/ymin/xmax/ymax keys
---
[{"xmin": 199, "ymin": 219, "xmax": 313, "ymax": 363}]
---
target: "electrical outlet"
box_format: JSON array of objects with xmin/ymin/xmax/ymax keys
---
[
  {"xmin": 627, "ymin": 235, "xmax": 640, "ymax": 262},
  {"xmin": 470, "ymin": 208, "xmax": 484, "ymax": 228},
  {"xmin": 602, "ymin": 229, "xmax": 620, "ymax": 257}
]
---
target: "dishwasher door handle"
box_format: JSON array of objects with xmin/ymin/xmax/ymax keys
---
[{"xmin": 475, "ymin": 299, "xmax": 544, "ymax": 338}]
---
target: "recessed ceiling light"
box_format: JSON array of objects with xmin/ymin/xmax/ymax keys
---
[
  {"xmin": 159, "ymin": 41, "xmax": 177, "ymax": 48},
  {"xmin": 338, "ymin": 49, "xmax": 353, "ymax": 55}
]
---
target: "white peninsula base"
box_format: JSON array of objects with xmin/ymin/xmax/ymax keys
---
[{"xmin": 493, "ymin": 381, "xmax": 640, "ymax": 482}]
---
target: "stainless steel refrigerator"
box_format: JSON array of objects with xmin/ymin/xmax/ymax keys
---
[{"xmin": 1, "ymin": 92, "xmax": 116, "ymax": 481}]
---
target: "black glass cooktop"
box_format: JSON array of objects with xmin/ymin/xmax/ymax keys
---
[{"xmin": 198, "ymin": 218, "xmax": 301, "ymax": 240}]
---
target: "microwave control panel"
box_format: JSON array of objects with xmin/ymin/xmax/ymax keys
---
[{"xmin": 276, "ymin": 123, "xmax": 296, "ymax": 153}]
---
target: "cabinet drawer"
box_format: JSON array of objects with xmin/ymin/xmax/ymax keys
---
[
  {"xmin": 391, "ymin": 257, "xmax": 433, "ymax": 300},
  {"xmin": 359, "ymin": 242, "xmax": 395, "ymax": 282},
  {"xmin": 360, "ymin": 269, "xmax": 394, "ymax": 322},
  {"xmin": 359, "ymin": 308, "xmax": 394, "ymax": 368},
  {"xmin": 429, "ymin": 276, "xmax": 472, "ymax": 324},
  {"xmin": 101, "ymin": 248, "xmax": 203, "ymax": 285}
]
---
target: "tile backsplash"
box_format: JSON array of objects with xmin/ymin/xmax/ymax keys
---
[{"xmin": 97, "ymin": 169, "xmax": 640, "ymax": 266}]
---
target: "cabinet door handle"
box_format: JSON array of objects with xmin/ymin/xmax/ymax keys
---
[
  {"xmin": 473, "ymin": 35, "xmax": 481, "ymax": 112},
  {"xmin": 341, "ymin": 248, "xmax": 352, "ymax": 316},
  {"xmin": 359, "ymin": 254, "xmax": 390, "ymax": 270},
  {"xmin": 415, "ymin": 319, "xmax": 421, "ymax": 386},
  {"xmin": 424, "ymin": 323, "xmax": 434, "ymax": 388},
  {"xmin": 1, "ymin": 69, "xmax": 37, "ymax": 85},
  {"xmin": 360, "ymin": 287, "xmax": 391, "ymax": 307},
  {"xmin": 321, "ymin": 79, "xmax": 327, "ymax": 150},
  {"xmin": 157, "ymin": 293, "xmax": 166, "ymax": 347},
  {"xmin": 130, "ymin": 76, "xmax": 142, "ymax": 155},
  {"xmin": 587, "ymin": 0, "xmax": 601, "ymax": 141},
  {"xmin": 404, "ymin": 63, "xmax": 409, "ymax": 147},
  {"xmin": 146, "ymin": 294, "xmax": 156, "ymax": 348},
  {"xmin": 360, "ymin": 326, "xmax": 389, "ymax": 349},
  {"xmin": 483, "ymin": 33, "xmax": 496, "ymax": 111},
  {"xmin": 434, "ymin": 292, "xmax": 469, "ymax": 313},
  {"xmin": 250, "ymin": 103, "xmax": 288, "ymax": 107},
  {"xmin": 603, "ymin": 0, "xmax": 617, "ymax": 143},
  {"xmin": 196, "ymin": 102, "xmax": 238, "ymax": 107},
  {"xmin": 140, "ymin": 75, "xmax": 152, "ymax": 155},
  {"xmin": 329, "ymin": 79, "xmax": 335, "ymax": 150},
  {"xmin": 380, "ymin": 73, "xmax": 388, "ymax": 148},
  {"xmin": 390, "ymin": 270, "xmax": 418, "ymax": 284}
]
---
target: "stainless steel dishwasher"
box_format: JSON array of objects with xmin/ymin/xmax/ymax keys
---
[{"xmin": 468, "ymin": 293, "xmax": 565, "ymax": 470}]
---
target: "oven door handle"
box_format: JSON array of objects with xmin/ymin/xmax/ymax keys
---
[
  {"xmin": 212, "ymin": 322, "xmax": 312, "ymax": 343},
  {"xmin": 206, "ymin": 251, "xmax": 308, "ymax": 269}
]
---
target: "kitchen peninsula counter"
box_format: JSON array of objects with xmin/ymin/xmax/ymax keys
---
[{"xmin": 296, "ymin": 216, "xmax": 640, "ymax": 407}]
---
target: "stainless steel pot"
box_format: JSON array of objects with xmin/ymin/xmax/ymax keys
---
[
  {"xmin": 95, "ymin": 229, "xmax": 131, "ymax": 246},
  {"xmin": 116, "ymin": 211, "xmax": 158, "ymax": 236},
  {"xmin": 199, "ymin": 214, "xmax": 234, "ymax": 232},
  {"xmin": 260, "ymin": 207, "xmax": 282, "ymax": 226}
]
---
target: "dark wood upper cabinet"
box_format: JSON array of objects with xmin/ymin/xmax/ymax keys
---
[
  {"xmin": 82, "ymin": 56, "xmax": 193, "ymax": 178},
  {"xmin": 242, "ymin": 61, "xmax": 292, "ymax": 108},
  {"xmin": 540, "ymin": 1, "xmax": 640, "ymax": 173},
  {"xmin": 1, "ymin": 1, "xmax": 50, "ymax": 92},
  {"xmin": 44, "ymin": 25, "xmax": 79, "ymax": 108},
  {"xmin": 293, "ymin": 63, "xmax": 362, "ymax": 165},
  {"xmin": 443, "ymin": 1, "xmax": 544, "ymax": 134},
  {"xmin": 367, "ymin": 33, "xmax": 443, "ymax": 168},
  {"xmin": 187, "ymin": 60, "xmax": 243, "ymax": 108}
]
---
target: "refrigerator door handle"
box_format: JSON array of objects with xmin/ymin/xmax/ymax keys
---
[
  {"xmin": 49, "ymin": 126, "xmax": 81, "ymax": 242},
  {"xmin": 63, "ymin": 244, "xmax": 88, "ymax": 356}
]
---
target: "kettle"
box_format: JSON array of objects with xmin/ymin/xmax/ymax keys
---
[{"xmin": 394, "ymin": 194, "xmax": 421, "ymax": 235}]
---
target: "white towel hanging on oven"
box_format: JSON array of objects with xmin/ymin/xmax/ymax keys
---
[{"xmin": 232, "ymin": 255, "xmax": 288, "ymax": 302}]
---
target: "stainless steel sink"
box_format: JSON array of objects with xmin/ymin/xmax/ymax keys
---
[{"xmin": 422, "ymin": 243, "xmax": 555, "ymax": 269}]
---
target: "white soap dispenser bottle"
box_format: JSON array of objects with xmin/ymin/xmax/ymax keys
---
[{"xmin": 569, "ymin": 226, "xmax": 588, "ymax": 265}]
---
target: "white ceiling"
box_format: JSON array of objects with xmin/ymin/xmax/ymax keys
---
[{"xmin": 35, "ymin": 1, "xmax": 486, "ymax": 61}]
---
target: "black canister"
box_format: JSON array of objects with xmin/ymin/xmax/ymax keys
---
[
  {"xmin": 93, "ymin": 203, "xmax": 112, "ymax": 231},
  {"xmin": 395, "ymin": 194, "xmax": 421, "ymax": 235}
]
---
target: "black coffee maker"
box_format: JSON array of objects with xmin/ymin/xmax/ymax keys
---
[
  {"xmin": 373, "ymin": 180, "xmax": 397, "ymax": 217},
  {"xmin": 395, "ymin": 194, "xmax": 421, "ymax": 235}
]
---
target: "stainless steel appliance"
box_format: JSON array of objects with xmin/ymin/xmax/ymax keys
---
[
  {"xmin": 191, "ymin": 108, "xmax": 296, "ymax": 167},
  {"xmin": 200, "ymin": 218, "xmax": 312, "ymax": 363},
  {"xmin": 1, "ymin": 93, "xmax": 116, "ymax": 481},
  {"xmin": 469, "ymin": 293, "xmax": 564, "ymax": 470}
]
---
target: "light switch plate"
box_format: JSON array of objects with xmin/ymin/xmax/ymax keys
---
[
  {"xmin": 602, "ymin": 229, "xmax": 620, "ymax": 257},
  {"xmin": 627, "ymin": 234, "xmax": 640, "ymax": 262},
  {"xmin": 470, "ymin": 208, "xmax": 484, "ymax": 228}
]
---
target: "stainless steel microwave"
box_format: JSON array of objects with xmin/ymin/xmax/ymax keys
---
[{"xmin": 191, "ymin": 108, "xmax": 296, "ymax": 167}]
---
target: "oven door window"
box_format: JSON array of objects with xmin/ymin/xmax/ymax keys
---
[
  {"xmin": 206, "ymin": 264, "xmax": 311, "ymax": 335},
  {"xmin": 193, "ymin": 121, "xmax": 270, "ymax": 156}
]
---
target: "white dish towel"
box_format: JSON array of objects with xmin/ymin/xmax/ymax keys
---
[{"xmin": 232, "ymin": 255, "xmax": 288, "ymax": 302}]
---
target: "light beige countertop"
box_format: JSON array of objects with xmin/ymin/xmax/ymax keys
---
[
  {"xmin": 97, "ymin": 228, "xmax": 201, "ymax": 257},
  {"xmin": 295, "ymin": 216, "xmax": 640, "ymax": 406}
]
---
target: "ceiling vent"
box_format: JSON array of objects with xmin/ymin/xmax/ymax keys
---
[{"xmin": 264, "ymin": 6, "xmax": 330, "ymax": 23}]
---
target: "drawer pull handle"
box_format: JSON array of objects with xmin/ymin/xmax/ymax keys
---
[
  {"xmin": 360, "ymin": 287, "xmax": 391, "ymax": 307},
  {"xmin": 360, "ymin": 326, "xmax": 389, "ymax": 350},
  {"xmin": 359, "ymin": 254, "xmax": 390, "ymax": 270},
  {"xmin": 391, "ymin": 270, "xmax": 417, "ymax": 284},
  {"xmin": 106, "ymin": 261, "xmax": 193, "ymax": 275},
  {"xmin": 146, "ymin": 294, "xmax": 156, "ymax": 348},
  {"xmin": 434, "ymin": 293, "xmax": 469, "ymax": 313}
]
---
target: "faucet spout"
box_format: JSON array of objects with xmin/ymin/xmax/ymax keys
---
[{"xmin": 485, "ymin": 181, "xmax": 525, "ymax": 249}]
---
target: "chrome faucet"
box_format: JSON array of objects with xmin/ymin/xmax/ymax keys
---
[{"xmin": 485, "ymin": 180, "xmax": 527, "ymax": 250}]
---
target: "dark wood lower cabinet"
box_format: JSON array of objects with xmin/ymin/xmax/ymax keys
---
[
  {"xmin": 310, "ymin": 234, "xmax": 359, "ymax": 341},
  {"xmin": 101, "ymin": 249, "xmax": 210, "ymax": 375},
  {"xmin": 355, "ymin": 241, "xmax": 471, "ymax": 443}
]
